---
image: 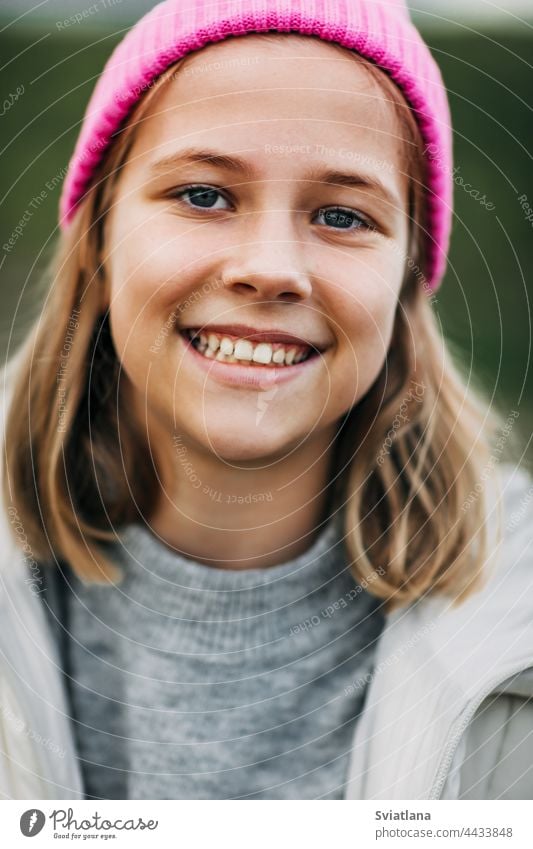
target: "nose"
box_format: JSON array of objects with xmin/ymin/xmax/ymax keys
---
[{"xmin": 222, "ymin": 212, "xmax": 313, "ymax": 303}]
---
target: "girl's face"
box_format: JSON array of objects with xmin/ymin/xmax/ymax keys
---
[{"xmin": 104, "ymin": 35, "xmax": 410, "ymax": 462}]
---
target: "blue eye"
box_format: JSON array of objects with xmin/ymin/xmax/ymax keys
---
[
  {"xmin": 315, "ymin": 206, "xmax": 371, "ymax": 231},
  {"xmin": 174, "ymin": 185, "xmax": 231, "ymax": 210},
  {"xmin": 171, "ymin": 188, "xmax": 373, "ymax": 231}
]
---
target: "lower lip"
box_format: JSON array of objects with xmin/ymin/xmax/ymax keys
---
[{"xmin": 178, "ymin": 332, "xmax": 325, "ymax": 389}]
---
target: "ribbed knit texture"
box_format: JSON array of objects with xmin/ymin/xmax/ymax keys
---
[
  {"xmin": 58, "ymin": 0, "xmax": 453, "ymax": 291},
  {"xmin": 58, "ymin": 514, "xmax": 385, "ymax": 799}
]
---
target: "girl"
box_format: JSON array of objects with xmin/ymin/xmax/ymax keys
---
[{"xmin": 1, "ymin": 0, "xmax": 533, "ymax": 800}]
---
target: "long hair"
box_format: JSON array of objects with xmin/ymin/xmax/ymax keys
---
[{"xmin": 2, "ymin": 35, "xmax": 522, "ymax": 609}]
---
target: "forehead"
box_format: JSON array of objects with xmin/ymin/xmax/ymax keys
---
[{"xmin": 126, "ymin": 33, "xmax": 407, "ymax": 187}]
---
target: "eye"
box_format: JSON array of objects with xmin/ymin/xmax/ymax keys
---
[
  {"xmin": 169, "ymin": 189, "xmax": 375, "ymax": 231},
  {"xmin": 314, "ymin": 206, "xmax": 373, "ymax": 232},
  {"xmin": 171, "ymin": 184, "xmax": 231, "ymax": 211}
]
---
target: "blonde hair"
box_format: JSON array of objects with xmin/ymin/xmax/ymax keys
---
[{"xmin": 2, "ymin": 34, "xmax": 523, "ymax": 611}]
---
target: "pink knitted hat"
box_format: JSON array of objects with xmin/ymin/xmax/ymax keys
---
[{"xmin": 59, "ymin": 0, "xmax": 453, "ymax": 291}]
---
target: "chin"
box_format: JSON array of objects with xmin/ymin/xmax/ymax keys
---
[{"xmin": 204, "ymin": 427, "xmax": 298, "ymax": 464}]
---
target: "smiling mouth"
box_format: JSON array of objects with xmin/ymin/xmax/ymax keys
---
[{"xmin": 180, "ymin": 328, "xmax": 320, "ymax": 367}]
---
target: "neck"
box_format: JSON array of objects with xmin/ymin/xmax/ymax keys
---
[{"xmin": 147, "ymin": 425, "xmax": 340, "ymax": 570}]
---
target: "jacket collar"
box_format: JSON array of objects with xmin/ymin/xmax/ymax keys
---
[
  {"xmin": 0, "ymin": 505, "xmax": 84, "ymax": 799},
  {"xmin": 344, "ymin": 462, "xmax": 533, "ymax": 799}
]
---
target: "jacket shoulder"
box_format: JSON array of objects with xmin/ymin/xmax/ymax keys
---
[
  {"xmin": 457, "ymin": 687, "xmax": 533, "ymax": 799},
  {"xmin": 496, "ymin": 461, "xmax": 533, "ymax": 538},
  {"xmin": 452, "ymin": 463, "xmax": 533, "ymax": 799}
]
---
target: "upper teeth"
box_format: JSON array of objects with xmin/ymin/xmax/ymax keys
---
[{"xmin": 185, "ymin": 329, "xmax": 314, "ymax": 366}]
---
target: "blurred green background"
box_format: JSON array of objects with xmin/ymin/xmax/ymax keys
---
[{"xmin": 1, "ymin": 6, "xmax": 532, "ymax": 456}]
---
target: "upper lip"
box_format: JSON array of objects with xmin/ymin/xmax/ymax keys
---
[{"xmin": 181, "ymin": 323, "xmax": 330, "ymax": 351}]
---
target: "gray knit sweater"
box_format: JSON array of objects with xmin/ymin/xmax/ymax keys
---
[{"xmin": 54, "ymin": 514, "xmax": 385, "ymax": 800}]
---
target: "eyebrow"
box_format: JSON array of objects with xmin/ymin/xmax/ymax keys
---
[{"xmin": 149, "ymin": 147, "xmax": 400, "ymax": 206}]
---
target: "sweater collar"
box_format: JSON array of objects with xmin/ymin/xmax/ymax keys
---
[{"xmin": 108, "ymin": 511, "xmax": 372, "ymax": 651}]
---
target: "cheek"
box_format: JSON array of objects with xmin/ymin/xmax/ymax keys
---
[
  {"xmin": 327, "ymin": 250, "xmax": 403, "ymax": 345},
  {"xmin": 107, "ymin": 207, "xmax": 219, "ymax": 321},
  {"xmin": 105, "ymin": 216, "xmax": 178, "ymax": 352},
  {"xmin": 107, "ymin": 296, "xmax": 155, "ymax": 396},
  {"xmin": 323, "ymin": 252, "xmax": 403, "ymax": 399},
  {"xmin": 105, "ymin": 254, "xmax": 168, "ymax": 380},
  {"xmin": 337, "ymin": 295, "xmax": 395, "ymax": 390}
]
